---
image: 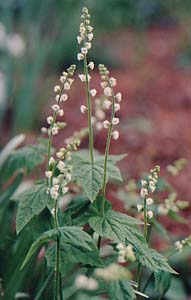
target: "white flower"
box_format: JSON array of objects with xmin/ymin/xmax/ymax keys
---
[
  {"xmin": 62, "ymin": 186, "xmax": 69, "ymax": 195},
  {"xmin": 90, "ymin": 89, "xmax": 97, "ymax": 97},
  {"xmin": 147, "ymin": 210, "xmax": 153, "ymax": 219},
  {"xmin": 96, "ymin": 122, "xmax": 103, "ymax": 131},
  {"xmin": 126, "ymin": 245, "xmax": 136, "ymax": 261},
  {"xmin": 85, "ymin": 42, "xmax": 91, "ymax": 49},
  {"xmin": 137, "ymin": 204, "xmax": 143, "ymax": 212},
  {"xmin": 157, "ymin": 205, "xmax": 168, "ymax": 215},
  {"xmin": 81, "ymin": 47, "xmax": 88, "ymax": 55},
  {"xmin": 112, "ymin": 130, "xmax": 119, "ymax": 140},
  {"xmin": 75, "ymin": 275, "xmax": 88, "ymax": 288},
  {"xmin": 115, "ymin": 92, "xmax": 122, "ymax": 102},
  {"xmin": 52, "ymin": 104, "xmax": 60, "ymax": 112},
  {"xmin": 118, "ymin": 255, "xmax": 126, "ymax": 263},
  {"xmin": 45, "ymin": 171, "xmax": 52, "ymax": 179},
  {"xmin": 146, "ymin": 197, "xmax": 153, "ymax": 205},
  {"xmin": 41, "ymin": 127, "xmax": 47, "ymax": 134},
  {"xmin": 87, "ymin": 33, "xmax": 93, "ymax": 41},
  {"xmin": 78, "ymin": 74, "xmax": 86, "ymax": 82},
  {"xmin": 91, "ymin": 116, "xmax": 96, "ymax": 125},
  {"xmin": 104, "ymin": 100, "xmax": 112, "ymax": 109},
  {"xmin": 77, "ymin": 35, "xmax": 83, "ymax": 44},
  {"xmin": 58, "ymin": 109, "xmax": 64, "ymax": 116},
  {"xmin": 175, "ymin": 241, "xmax": 183, "ymax": 252},
  {"xmin": 140, "ymin": 188, "xmax": 148, "ymax": 198},
  {"xmin": 80, "ymin": 105, "xmax": 88, "ymax": 114},
  {"xmin": 56, "ymin": 151, "xmax": 64, "ymax": 159},
  {"xmin": 112, "ymin": 117, "xmax": 119, "ymax": 125},
  {"xmin": 114, "ymin": 103, "xmax": 120, "ymax": 112},
  {"xmin": 101, "ymin": 81, "xmax": 108, "ymax": 88},
  {"xmin": 52, "ymin": 177, "xmax": 59, "ymax": 185},
  {"xmin": 149, "ymin": 180, "xmax": 156, "ymax": 193},
  {"xmin": 6, "ymin": 33, "xmax": 26, "ymax": 57},
  {"xmin": 141, "ymin": 179, "xmax": 147, "ymax": 187},
  {"xmin": 116, "ymin": 243, "xmax": 125, "ymax": 251},
  {"xmin": 64, "ymin": 82, "xmax": 70, "ymax": 90},
  {"xmin": 57, "ymin": 161, "xmax": 66, "ymax": 173},
  {"xmin": 50, "ymin": 186, "xmax": 59, "ymax": 199},
  {"xmin": 60, "ymin": 94, "xmax": 68, "ymax": 102},
  {"xmin": 49, "ymin": 157, "xmax": 55, "ymax": 165},
  {"xmin": 104, "ymin": 87, "xmax": 112, "ymax": 97},
  {"xmin": 77, "ymin": 53, "xmax": 84, "ymax": 61},
  {"xmin": 55, "ymin": 95, "xmax": 60, "ymax": 102},
  {"xmin": 103, "ymin": 120, "xmax": 110, "ymax": 129},
  {"xmin": 110, "ymin": 77, "xmax": 116, "ymax": 87},
  {"xmin": 86, "ymin": 278, "xmax": 98, "ymax": 290},
  {"xmin": 52, "ymin": 126, "xmax": 59, "ymax": 135},
  {"xmin": 60, "ymin": 76, "xmax": 66, "ymax": 83},
  {"xmin": 88, "ymin": 61, "xmax": 94, "ymax": 70},
  {"xmin": 54, "ymin": 85, "xmax": 61, "ymax": 93},
  {"xmin": 95, "ymin": 109, "xmax": 105, "ymax": 120}
]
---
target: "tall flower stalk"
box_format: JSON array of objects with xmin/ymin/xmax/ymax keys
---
[
  {"xmin": 43, "ymin": 65, "xmax": 76, "ymax": 300},
  {"xmin": 77, "ymin": 7, "xmax": 94, "ymax": 164}
]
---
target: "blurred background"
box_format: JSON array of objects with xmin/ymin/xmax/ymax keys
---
[{"xmin": 0, "ymin": 0, "xmax": 191, "ymax": 298}]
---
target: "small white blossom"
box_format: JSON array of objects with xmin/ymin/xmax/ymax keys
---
[
  {"xmin": 80, "ymin": 105, "xmax": 88, "ymax": 114},
  {"xmin": 112, "ymin": 130, "xmax": 119, "ymax": 140},
  {"xmin": 90, "ymin": 89, "xmax": 97, "ymax": 97},
  {"xmin": 103, "ymin": 120, "xmax": 110, "ymax": 129},
  {"xmin": 87, "ymin": 33, "xmax": 93, "ymax": 41},
  {"xmin": 49, "ymin": 157, "xmax": 55, "ymax": 166},
  {"xmin": 60, "ymin": 76, "xmax": 66, "ymax": 83},
  {"xmin": 110, "ymin": 77, "xmax": 116, "ymax": 87},
  {"xmin": 58, "ymin": 109, "xmax": 64, "ymax": 116},
  {"xmin": 52, "ymin": 104, "xmax": 60, "ymax": 112},
  {"xmin": 104, "ymin": 87, "xmax": 112, "ymax": 97},
  {"xmin": 77, "ymin": 35, "xmax": 83, "ymax": 44},
  {"xmin": 45, "ymin": 171, "xmax": 52, "ymax": 179},
  {"xmin": 141, "ymin": 179, "xmax": 147, "ymax": 187},
  {"xmin": 96, "ymin": 122, "xmax": 103, "ymax": 131},
  {"xmin": 64, "ymin": 82, "xmax": 70, "ymax": 90},
  {"xmin": 101, "ymin": 81, "xmax": 108, "ymax": 88},
  {"xmin": 115, "ymin": 92, "xmax": 122, "ymax": 102},
  {"xmin": 140, "ymin": 188, "xmax": 148, "ymax": 198},
  {"xmin": 175, "ymin": 241, "xmax": 183, "ymax": 252},
  {"xmin": 88, "ymin": 61, "xmax": 94, "ymax": 70},
  {"xmin": 137, "ymin": 204, "xmax": 143, "ymax": 212},
  {"xmin": 95, "ymin": 109, "xmax": 105, "ymax": 120},
  {"xmin": 78, "ymin": 74, "xmax": 86, "ymax": 82},
  {"xmin": 146, "ymin": 197, "xmax": 153, "ymax": 205},
  {"xmin": 60, "ymin": 93, "xmax": 68, "ymax": 102},
  {"xmin": 104, "ymin": 100, "xmax": 112, "ymax": 109},
  {"xmin": 77, "ymin": 53, "xmax": 84, "ymax": 61},
  {"xmin": 52, "ymin": 126, "xmax": 59, "ymax": 135},
  {"xmin": 57, "ymin": 161, "xmax": 66, "ymax": 173},
  {"xmin": 147, "ymin": 210, "xmax": 153, "ymax": 219},
  {"xmin": 41, "ymin": 127, "xmax": 47, "ymax": 134},
  {"xmin": 52, "ymin": 177, "xmax": 59, "ymax": 185},
  {"xmin": 112, "ymin": 117, "xmax": 119, "ymax": 125},
  {"xmin": 149, "ymin": 181, "xmax": 156, "ymax": 193},
  {"xmin": 62, "ymin": 186, "xmax": 69, "ymax": 195},
  {"xmin": 50, "ymin": 186, "xmax": 59, "ymax": 199},
  {"xmin": 54, "ymin": 85, "xmax": 61, "ymax": 93},
  {"xmin": 114, "ymin": 103, "xmax": 120, "ymax": 112},
  {"xmin": 81, "ymin": 47, "xmax": 88, "ymax": 55},
  {"xmin": 85, "ymin": 42, "xmax": 91, "ymax": 49}
]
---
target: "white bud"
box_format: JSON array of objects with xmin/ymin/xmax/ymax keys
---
[
  {"xmin": 96, "ymin": 122, "xmax": 103, "ymax": 131},
  {"xmin": 104, "ymin": 87, "xmax": 112, "ymax": 97},
  {"xmin": 88, "ymin": 61, "xmax": 94, "ymax": 70},
  {"xmin": 147, "ymin": 210, "xmax": 153, "ymax": 219},
  {"xmin": 54, "ymin": 85, "xmax": 61, "ymax": 93},
  {"xmin": 95, "ymin": 109, "xmax": 105, "ymax": 120},
  {"xmin": 103, "ymin": 120, "xmax": 110, "ymax": 129},
  {"xmin": 45, "ymin": 171, "xmax": 52, "ymax": 179},
  {"xmin": 115, "ymin": 92, "xmax": 122, "ymax": 102},
  {"xmin": 52, "ymin": 126, "xmax": 59, "ymax": 135},
  {"xmin": 114, "ymin": 103, "xmax": 120, "ymax": 112},
  {"xmin": 87, "ymin": 33, "xmax": 93, "ymax": 41},
  {"xmin": 49, "ymin": 157, "xmax": 55, "ymax": 165},
  {"xmin": 146, "ymin": 197, "xmax": 153, "ymax": 205},
  {"xmin": 85, "ymin": 42, "xmax": 91, "ymax": 49},
  {"xmin": 81, "ymin": 47, "xmax": 88, "ymax": 55},
  {"xmin": 80, "ymin": 105, "xmax": 88, "ymax": 114},
  {"xmin": 62, "ymin": 186, "xmax": 69, "ymax": 195},
  {"xmin": 78, "ymin": 74, "xmax": 86, "ymax": 82},
  {"xmin": 41, "ymin": 127, "xmax": 47, "ymax": 134},
  {"xmin": 101, "ymin": 81, "xmax": 108, "ymax": 88},
  {"xmin": 52, "ymin": 104, "xmax": 60, "ymax": 112},
  {"xmin": 112, "ymin": 130, "xmax": 119, "ymax": 140},
  {"xmin": 57, "ymin": 160, "xmax": 66, "ymax": 173},
  {"xmin": 58, "ymin": 109, "xmax": 64, "ymax": 116},
  {"xmin": 112, "ymin": 117, "xmax": 119, "ymax": 125},
  {"xmin": 90, "ymin": 89, "xmax": 97, "ymax": 97},
  {"xmin": 104, "ymin": 100, "xmax": 112, "ymax": 109},
  {"xmin": 77, "ymin": 53, "xmax": 84, "ymax": 61},
  {"xmin": 110, "ymin": 77, "xmax": 116, "ymax": 87},
  {"xmin": 141, "ymin": 179, "xmax": 147, "ymax": 187},
  {"xmin": 140, "ymin": 188, "xmax": 148, "ymax": 198},
  {"xmin": 77, "ymin": 35, "xmax": 83, "ymax": 44},
  {"xmin": 137, "ymin": 204, "xmax": 143, "ymax": 212},
  {"xmin": 64, "ymin": 82, "xmax": 70, "ymax": 90},
  {"xmin": 60, "ymin": 93, "xmax": 68, "ymax": 102}
]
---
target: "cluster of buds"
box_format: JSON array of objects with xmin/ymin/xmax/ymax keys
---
[
  {"xmin": 77, "ymin": 7, "xmax": 93, "ymax": 61},
  {"xmin": 175, "ymin": 235, "xmax": 191, "ymax": 252},
  {"xmin": 167, "ymin": 158, "xmax": 187, "ymax": 176},
  {"xmin": 75, "ymin": 275, "xmax": 98, "ymax": 290},
  {"xmin": 98, "ymin": 64, "xmax": 122, "ymax": 140},
  {"xmin": 41, "ymin": 65, "xmax": 76, "ymax": 136},
  {"xmin": 95, "ymin": 263, "xmax": 131, "ymax": 281},
  {"xmin": 116, "ymin": 243, "xmax": 136, "ymax": 263},
  {"xmin": 65, "ymin": 128, "xmax": 88, "ymax": 145},
  {"xmin": 45, "ymin": 139, "xmax": 80, "ymax": 200},
  {"xmin": 138, "ymin": 165, "xmax": 160, "ymax": 219},
  {"xmin": 157, "ymin": 192, "xmax": 189, "ymax": 216}
]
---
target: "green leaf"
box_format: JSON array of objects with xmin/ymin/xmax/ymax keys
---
[
  {"xmin": 134, "ymin": 244, "xmax": 177, "ymax": 274},
  {"xmin": 151, "ymin": 219, "xmax": 170, "ymax": 241},
  {"xmin": 106, "ymin": 280, "xmax": 136, "ymax": 300},
  {"xmin": 154, "ymin": 271, "xmax": 171, "ymax": 298},
  {"xmin": 46, "ymin": 226, "xmax": 103, "ymax": 270},
  {"xmin": 71, "ymin": 154, "xmax": 126, "ymax": 202},
  {"xmin": 89, "ymin": 209, "xmax": 144, "ymax": 245},
  {"xmin": 21, "ymin": 228, "xmax": 57, "ymax": 269},
  {"xmin": 16, "ymin": 183, "xmax": 51, "ymax": 234},
  {"xmin": 3, "ymin": 142, "xmax": 47, "ymax": 181}
]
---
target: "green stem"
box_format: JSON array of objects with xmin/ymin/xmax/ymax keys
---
[
  {"xmin": 54, "ymin": 199, "xmax": 60, "ymax": 300},
  {"xmin": 34, "ymin": 270, "xmax": 54, "ymax": 300},
  {"xmin": 143, "ymin": 196, "xmax": 148, "ymax": 239},
  {"xmin": 83, "ymin": 55, "xmax": 94, "ymax": 164}
]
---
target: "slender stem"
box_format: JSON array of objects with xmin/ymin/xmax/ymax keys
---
[
  {"xmin": 142, "ymin": 272, "xmax": 153, "ymax": 293},
  {"xmin": 54, "ymin": 199, "xmax": 60, "ymax": 300},
  {"xmin": 34, "ymin": 270, "xmax": 54, "ymax": 300},
  {"xmin": 143, "ymin": 196, "xmax": 148, "ymax": 239},
  {"xmin": 83, "ymin": 55, "xmax": 94, "ymax": 164}
]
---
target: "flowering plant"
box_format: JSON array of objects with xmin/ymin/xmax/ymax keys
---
[{"xmin": 0, "ymin": 7, "xmax": 190, "ymax": 300}]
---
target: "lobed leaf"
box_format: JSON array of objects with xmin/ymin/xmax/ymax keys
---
[
  {"xmin": 16, "ymin": 183, "xmax": 51, "ymax": 234},
  {"xmin": 106, "ymin": 280, "xmax": 136, "ymax": 300}
]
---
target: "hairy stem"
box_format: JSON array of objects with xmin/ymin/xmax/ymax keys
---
[{"xmin": 83, "ymin": 55, "xmax": 94, "ymax": 164}]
